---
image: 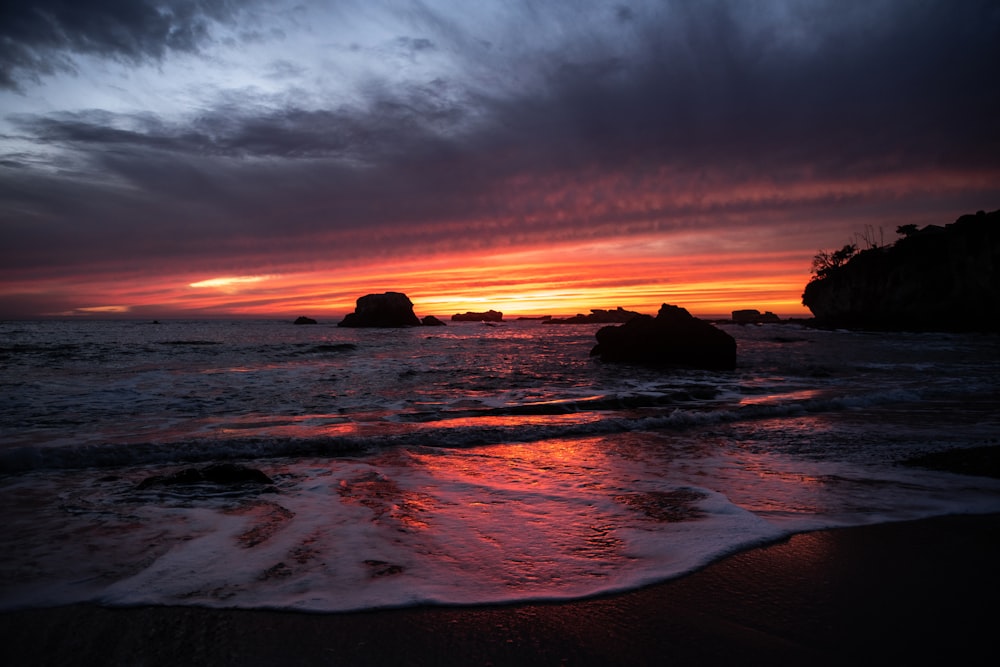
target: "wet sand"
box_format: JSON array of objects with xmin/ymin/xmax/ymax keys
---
[{"xmin": 2, "ymin": 512, "xmax": 998, "ymax": 666}]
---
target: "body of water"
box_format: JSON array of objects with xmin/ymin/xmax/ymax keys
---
[{"xmin": 2, "ymin": 318, "xmax": 998, "ymax": 611}]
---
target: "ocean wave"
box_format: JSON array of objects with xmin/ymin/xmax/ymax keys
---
[{"xmin": 0, "ymin": 386, "xmax": 926, "ymax": 474}]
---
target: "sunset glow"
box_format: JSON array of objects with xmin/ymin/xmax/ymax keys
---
[
  {"xmin": 8, "ymin": 236, "xmax": 817, "ymax": 319},
  {"xmin": 1, "ymin": 1, "xmax": 997, "ymax": 319},
  {"xmin": 189, "ymin": 276, "xmax": 272, "ymax": 290}
]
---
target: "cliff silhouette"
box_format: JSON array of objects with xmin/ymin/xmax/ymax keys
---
[{"xmin": 802, "ymin": 209, "xmax": 1000, "ymax": 332}]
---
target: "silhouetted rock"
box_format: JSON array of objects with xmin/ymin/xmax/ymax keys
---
[
  {"xmin": 732, "ymin": 309, "xmax": 781, "ymax": 324},
  {"xmin": 421, "ymin": 315, "xmax": 446, "ymax": 326},
  {"xmin": 339, "ymin": 292, "xmax": 422, "ymax": 328},
  {"xmin": 591, "ymin": 304, "xmax": 737, "ymax": 370},
  {"xmin": 901, "ymin": 445, "xmax": 1000, "ymax": 479},
  {"xmin": 802, "ymin": 209, "xmax": 1000, "ymax": 331},
  {"xmin": 547, "ymin": 307, "xmax": 642, "ymax": 324},
  {"xmin": 136, "ymin": 463, "xmax": 273, "ymax": 490},
  {"xmin": 452, "ymin": 310, "xmax": 503, "ymax": 322},
  {"xmin": 307, "ymin": 343, "xmax": 357, "ymax": 353},
  {"xmin": 293, "ymin": 316, "xmax": 318, "ymax": 325}
]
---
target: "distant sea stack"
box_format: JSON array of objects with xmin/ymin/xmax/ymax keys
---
[
  {"xmin": 338, "ymin": 292, "xmax": 422, "ymax": 327},
  {"xmin": 731, "ymin": 309, "xmax": 781, "ymax": 325},
  {"xmin": 547, "ymin": 307, "xmax": 641, "ymax": 324},
  {"xmin": 293, "ymin": 316, "xmax": 318, "ymax": 325},
  {"xmin": 802, "ymin": 209, "xmax": 1000, "ymax": 332},
  {"xmin": 591, "ymin": 304, "xmax": 737, "ymax": 370},
  {"xmin": 452, "ymin": 310, "xmax": 503, "ymax": 322}
]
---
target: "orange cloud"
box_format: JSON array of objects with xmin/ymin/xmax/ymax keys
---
[{"xmin": 3, "ymin": 231, "xmax": 813, "ymax": 319}]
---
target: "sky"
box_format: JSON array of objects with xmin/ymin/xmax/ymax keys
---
[{"xmin": 1, "ymin": 0, "xmax": 998, "ymax": 319}]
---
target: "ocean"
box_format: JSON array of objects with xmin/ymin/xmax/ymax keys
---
[{"xmin": 1, "ymin": 318, "xmax": 998, "ymax": 612}]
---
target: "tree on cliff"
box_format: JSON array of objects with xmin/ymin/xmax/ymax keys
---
[{"xmin": 810, "ymin": 243, "xmax": 857, "ymax": 279}]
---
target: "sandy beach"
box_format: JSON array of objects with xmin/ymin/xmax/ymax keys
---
[{"xmin": 2, "ymin": 511, "xmax": 997, "ymax": 666}]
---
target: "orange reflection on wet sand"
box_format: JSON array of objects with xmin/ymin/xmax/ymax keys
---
[
  {"xmin": 711, "ymin": 416, "xmax": 838, "ymax": 517},
  {"xmin": 405, "ymin": 437, "xmax": 617, "ymax": 495}
]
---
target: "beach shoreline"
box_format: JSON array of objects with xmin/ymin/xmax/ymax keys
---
[{"xmin": 3, "ymin": 512, "xmax": 998, "ymax": 666}]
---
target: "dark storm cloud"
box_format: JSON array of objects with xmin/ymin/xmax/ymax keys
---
[
  {"xmin": 0, "ymin": 0, "xmax": 240, "ymax": 89},
  {"xmin": 2, "ymin": 0, "xmax": 1000, "ymax": 284},
  {"xmin": 0, "ymin": 83, "xmax": 480, "ymax": 279},
  {"xmin": 11, "ymin": 76, "xmax": 466, "ymax": 161},
  {"xmin": 518, "ymin": 0, "xmax": 1000, "ymax": 172}
]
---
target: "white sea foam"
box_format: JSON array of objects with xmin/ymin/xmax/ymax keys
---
[{"xmin": 3, "ymin": 433, "xmax": 1000, "ymax": 613}]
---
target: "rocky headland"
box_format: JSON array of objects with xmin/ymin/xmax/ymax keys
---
[
  {"xmin": 802, "ymin": 209, "xmax": 999, "ymax": 332},
  {"xmin": 591, "ymin": 304, "xmax": 737, "ymax": 370}
]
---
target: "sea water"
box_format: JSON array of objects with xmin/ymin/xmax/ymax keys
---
[{"xmin": 1, "ymin": 318, "xmax": 998, "ymax": 611}]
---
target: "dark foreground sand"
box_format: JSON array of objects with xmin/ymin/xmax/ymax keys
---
[{"xmin": 2, "ymin": 513, "xmax": 998, "ymax": 666}]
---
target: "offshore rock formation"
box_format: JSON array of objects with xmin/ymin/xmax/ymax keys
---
[
  {"xmin": 731, "ymin": 309, "xmax": 781, "ymax": 325},
  {"xmin": 339, "ymin": 292, "xmax": 422, "ymax": 327},
  {"xmin": 802, "ymin": 209, "xmax": 1000, "ymax": 332},
  {"xmin": 546, "ymin": 307, "xmax": 642, "ymax": 324},
  {"xmin": 421, "ymin": 315, "xmax": 446, "ymax": 326},
  {"xmin": 452, "ymin": 310, "xmax": 503, "ymax": 322},
  {"xmin": 591, "ymin": 304, "xmax": 737, "ymax": 370},
  {"xmin": 293, "ymin": 316, "xmax": 318, "ymax": 325}
]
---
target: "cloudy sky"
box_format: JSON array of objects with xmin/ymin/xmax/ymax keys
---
[{"xmin": 2, "ymin": 0, "xmax": 998, "ymax": 318}]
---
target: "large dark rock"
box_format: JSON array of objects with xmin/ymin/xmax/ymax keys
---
[
  {"xmin": 802, "ymin": 209, "xmax": 1000, "ymax": 332},
  {"xmin": 136, "ymin": 463, "xmax": 273, "ymax": 490},
  {"xmin": 293, "ymin": 316, "xmax": 317, "ymax": 325},
  {"xmin": 338, "ymin": 292, "xmax": 422, "ymax": 328},
  {"xmin": 452, "ymin": 310, "xmax": 503, "ymax": 322},
  {"xmin": 421, "ymin": 315, "xmax": 446, "ymax": 326},
  {"xmin": 901, "ymin": 445, "xmax": 1000, "ymax": 480},
  {"xmin": 547, "ymin": 307, "xmax": 641, "ymax": 324},
  {"xmin": 591, "ymin": 304, "xmax": 737, "ymax": 370}
]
